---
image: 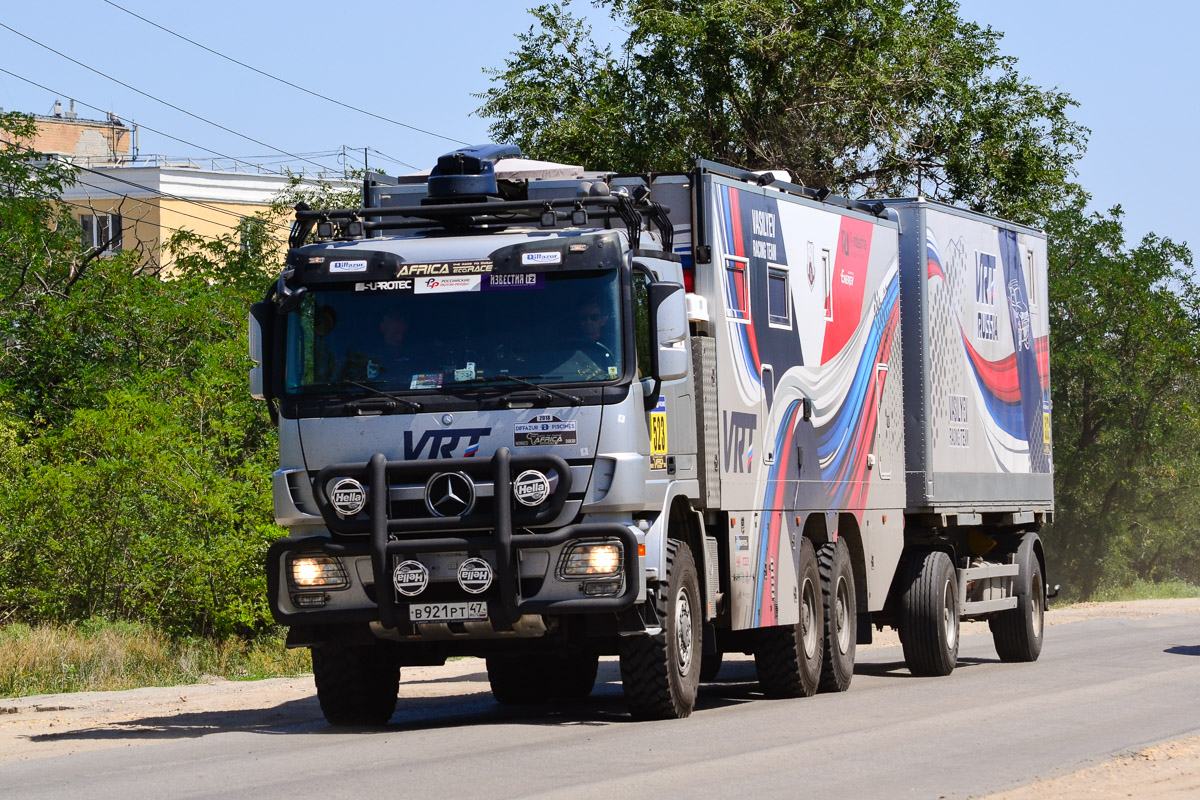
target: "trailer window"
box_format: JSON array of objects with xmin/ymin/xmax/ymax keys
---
[
  {"xmin": 725, "ymin": 256, "xmax": 750, "ymax": 323},
  {"xmin": 822, "ymin": 249, "xmax": 833, "ymax": 321},
  {"xmin": 767, "ymin": 266, "xmax": 791, "ymax": 328}
]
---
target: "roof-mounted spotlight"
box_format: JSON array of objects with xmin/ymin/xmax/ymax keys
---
[
  {"xmin": 815, "ymin": 187, "xmax": 832, "ymax": 202},
  {"xmin": 756, "ymin": 172, "xmax": 776, "ymax": 187},
  {"xmin": 870, "ymin": 202, "xmax": 886, "ymax": 217},
  {"xmin": 540, "ymin": 207, "xmax": 557, "ymax": 228},
  {"xmin": 316, "ymin": 220, "xmax": 335, "ymax": 239},
  {"xmin": 631, "ymin": 184, "xmax": 651, "ymax": 203},
  {"xmin": 571, "ymin": 204, "xmax": 588, "ymax": 226}
]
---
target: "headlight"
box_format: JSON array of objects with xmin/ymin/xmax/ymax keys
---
[
  {"xmin": 288, "ymin": 554, "xmax": 349, "ymax": 590},
  {"xmin": 557, "ymin": 540, "xmax": 623, "ymax": 578}
]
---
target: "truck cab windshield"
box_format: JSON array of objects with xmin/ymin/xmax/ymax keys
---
[{"xmin": 283, "ymin": 268, "xmax": 624, "ymax": 395}]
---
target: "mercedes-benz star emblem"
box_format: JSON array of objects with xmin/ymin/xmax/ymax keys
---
[{"xmin": 424, "ymin": 471, "xmax": 476, "ymax": 517}]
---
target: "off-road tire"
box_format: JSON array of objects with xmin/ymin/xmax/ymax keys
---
[
  {"xmin": 619, "ymin": 539, "xmax": 702, "ymax": 719},
  {"xmin": 900, "ymin": 549, "xmax": 960, "ymax": 677},
  {"xmin": 311, "ymin": 641, "xmax": 399, "ymax": 727},
  {"xmin": 754, "ymin": 538, "xmax": 823, "ymax": 698},
  {"xmin": 552, "ymin": 652, "xmax": 600, "ymax": 699},
  {"xmin": 699, "ymin": 650, "xmax": 724, "ymax": 682},
  {"xmin": 989, "ymin": 548, "xmax": 1045, "ymax": 662},
  {"xmin": 817, "ymin": 538, "xmax": 857, "ymax": 693},
  {"xmin": 486, "ymin": 655, "xmax": 553, "ymax": 704}
]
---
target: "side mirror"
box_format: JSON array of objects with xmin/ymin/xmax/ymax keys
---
[
  {"xmin": 649, "ymin": 281, "xmax": 688, "ymax": 381},
  {"xmin": 249, "ymin": 300, "xmax": 275, "ymax": 401}
]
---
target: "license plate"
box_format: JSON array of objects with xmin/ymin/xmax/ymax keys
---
[{"xmin": 409, "ymin": 601, "xmax": 488, "ymax": 624}]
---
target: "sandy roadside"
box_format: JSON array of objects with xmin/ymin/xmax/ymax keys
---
[{"xmin": 2, "ymin": 598, "xmax": 1198, "ymax": 799}]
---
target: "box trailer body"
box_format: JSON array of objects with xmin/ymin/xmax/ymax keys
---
[
  {"xmin": 887, "ymin": 200, "xmax": 1053, "ymax": 517},
  {"xmin": 249, "ymin": 149, "xmax": 1053, "ymax": 724}
]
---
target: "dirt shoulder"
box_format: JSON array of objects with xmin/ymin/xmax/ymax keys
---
[{"xmin": 2, "ymin": 598, "xmax": 1199, "ymax": 798}]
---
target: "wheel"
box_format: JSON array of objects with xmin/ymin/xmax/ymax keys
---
[
  {"xmin": 989, "ymin": 546, "xmax": 1045, "ymax": 662},
  {"xmin": 619, "ymin": 539, "xmax": 702, "ymax": 719},
  {"xmin": 900, "ymin": 549, "xmax": 960, "ymax": 677},
  {"xmin": 817, "ymin": 538, "xmax": 856, "ymax": 693},
  {"xmin": 486, "ymin": 655, "xmax": 553, "ymax": 704},
  {"xmin": 487, "ymin": 651, "xmax": 599, "ymax": 704},
  {"xmin": 700, "ymin": 650, "xmax": 724, "ymax": 682},
  {"xmin": 754, "ymin": 537, "xmax": 823, "ymax": 698},
  {"xmin": 552, "ymin": 652, "xmax": 600, "ymax": 699},
  {"xmin": 311, "ymin": 640, "xmax": 399, "ymax": 727}
]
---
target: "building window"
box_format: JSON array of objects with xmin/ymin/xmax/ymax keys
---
[{"xmin": 80, "ymin": 214, "xmax": 122, "ymax": 253}]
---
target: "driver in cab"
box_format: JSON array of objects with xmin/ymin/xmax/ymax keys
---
[{"xmin": 569, "ymin": 299, "xmax": 617, "ymax": 379}]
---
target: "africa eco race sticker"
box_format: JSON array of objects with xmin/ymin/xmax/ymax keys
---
[
  {"xmin": 454, "ymin": 363, "xmax": 477, "ymax": 382},
  {"xmin": 410, "ymin": 373, "xmax": 443, "ymax": 390},
  {"xmin": 483, "ymin": 273, "xmax": 545, "ymax": 291},
  {"xmin": 650, "ymin": 395, "xmax": 668, "ymax": 459},
  {"xmin": 521, "ymin": 251, "xmax": 562, "ymax": 266},
  {"xmin": 329, "ymin": 259, "xmax": 368, "ymax": 273},
  {"xmin": 415, "ymin": 275, "xmax": 481, "ymax": 294},
  {"xmin": 395, "ymin": 260, "xmax": 493, "ymax": 277},
  {"xmin": 514, "ymin": 414, "xmax": 577, "ymax": 447}
]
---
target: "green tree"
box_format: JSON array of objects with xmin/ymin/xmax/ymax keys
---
[
  {"xmin": 1046, "ymin": 197, "xmax": 1200, "ymax": 597},
  {"xmin": 478, "ymin": 0, "xmax": 1087, "ymax": 223},
  {"xmin": 0, "ymin": 112, "xmax": 281, "ymax": 636}
]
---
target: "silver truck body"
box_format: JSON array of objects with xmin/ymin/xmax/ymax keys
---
[{"xmin": 251, "ymin": 151, "xmax": 1054, "ymax": 722}]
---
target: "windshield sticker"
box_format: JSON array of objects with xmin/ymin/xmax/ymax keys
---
[
  {"xmin": 514, "ymin": 414, "xmax": 578, "ymax": 447},
  {"xmin": 484, "ymin": 273, "xmax": 545, "ymax": 291},
  {"xmin": 396, "ymin": 260, "xmax": 493, "ymax": 277},
  {"xmin": 522, "ymin": 251, "xmax": 562, "ymax": 266},
  {"xmin": 415, "ymin": 275, "xmax": 481, "ymax": 294},
  {"xmin": 355, "ymin": 279, "xmax": 413, "ymax": 292},
  {"xmin": 454, "ymin": 362, "xmax": 477, "ymax": 382},
  {"xmin": 330, "ymin": 259, "xmax": 368, "ymax": 273},
  {"xmin": 410, "ymin": 373, "xmax": 444, "ymax": 390},
  {"xmin": 607, "ymin": 365, "xmax": 619, "ymax": 378}
]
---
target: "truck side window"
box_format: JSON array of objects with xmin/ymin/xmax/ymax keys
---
[{"xmin": 633, "ymin": 270, "xmax": 652, "ymax": 379}]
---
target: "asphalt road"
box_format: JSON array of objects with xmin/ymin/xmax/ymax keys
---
[{"xmin": 3, "ymin": 611, "xmax": 1199, "ymax": 799}]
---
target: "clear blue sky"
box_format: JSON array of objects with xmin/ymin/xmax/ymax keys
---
[{"xmin": 0, "ymin": 1, "xmax": 1194, "ymax": 254}]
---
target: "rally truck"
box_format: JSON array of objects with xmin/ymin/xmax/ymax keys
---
[{"xmin": 249, "ymin": 144, "xmax": 1054, "ymax": 724}]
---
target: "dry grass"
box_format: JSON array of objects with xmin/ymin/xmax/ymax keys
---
[{"xmin": 0, "ymin": 620, "xmax": 311, "ymax": 698}]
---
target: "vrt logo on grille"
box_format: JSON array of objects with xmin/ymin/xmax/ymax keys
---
[
  {"xmin": 330, "ymin": 478, "xmax": 367, "ymax": 517},
  {"xmin": 393, "ymin": 560, "xmax": 429, "ymax": 597},
  {"xmin": 513, "ymin": 469, "xmax": 551, "ymax": 507},
  {"xmin": 456, "ymin": 557, "xmax": 493, "ymax": 594}
]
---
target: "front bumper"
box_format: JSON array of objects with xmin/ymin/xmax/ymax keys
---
[{"xmin": 266, "ymin": 447, "xmax": 639, "ymax": 630}]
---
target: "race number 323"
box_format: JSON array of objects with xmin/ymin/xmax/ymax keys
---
[{"xmin": 650, "ymin": 396, "xmax": 668, "ymax": 454}]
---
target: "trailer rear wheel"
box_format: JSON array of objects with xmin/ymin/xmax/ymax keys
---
[
  {"xmin": 817, "ymin": 538, "xmax": 856, "ymax": 693},
  {"xmin": 989, "ymin": 549, "xmax": 1045, "ymax": 662},
  {"xmin": 619, "ymin": 539, "xmax": 702, "ymax": 719},
  {"xmin": 900, "ymin": 550, "xmax": 960, "ymax": 677},
  {"xmin": 754, "ymin": 537, "xmax": 823, "ymax": 697},
  {"xmin": 311, "ymin": 640, "xmax": 399, "ymax": 727}
]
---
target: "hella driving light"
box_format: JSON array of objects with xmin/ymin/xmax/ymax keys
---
[
  {"xmin": 557, "ymin": 541, "xmax": 623, "ymax": 578},
  {"xmin": 288, "ymin": 554, "xmax": 349, "ymax": 590}
]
